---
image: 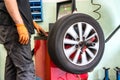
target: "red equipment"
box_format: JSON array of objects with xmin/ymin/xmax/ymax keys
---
[{"xmin": 34, "ymin": 36, "xmax": 88, "ymax": 80}]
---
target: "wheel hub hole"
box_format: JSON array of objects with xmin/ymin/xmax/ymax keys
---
[{"xmin": 79, "ymin": 41, "xmax": 86, "ymax": 47}]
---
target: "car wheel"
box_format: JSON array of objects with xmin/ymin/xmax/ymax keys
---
[{"xmin": 48, "ymin": 13, "xmax": 105, "ymax": 74}]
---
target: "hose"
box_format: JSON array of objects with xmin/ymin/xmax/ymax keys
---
[
  {"xmin": 105, "ymin": 25, "xmax": 120, "ymax": 43},
  {"xmin": 91, "ymin": 0, "xmax": 101, "ymax": 20}
]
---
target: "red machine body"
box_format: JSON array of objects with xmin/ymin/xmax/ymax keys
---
[{"xmin": 34, "ymin": 37, "xmax": 88, "ymax": 80}]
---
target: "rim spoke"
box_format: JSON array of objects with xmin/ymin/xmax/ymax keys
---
[
  {"xmin": 78, "ymin": 23, "xmax": 83, "ymax": 41},
  {"xmin": 64, "ymin": 39, "xmax": 78, "ymax": 45},
  {"xmin": 67, "ymin": 25, "xmax": 78, "ymax": 40},
  {"xmin": 86, "ymin": 48, "xmax": 95, "ymax": 58},
  {"xmin": 81, "ymin": 52, "xmax": 88, "ymax": 65},
  {"xmin": 89, "ymin": 42, "xmax": 99, "ymax": 50},
  {"xmin": 64, "ymin": 45, "xmax": 76, "ymax": 58},
  {"xmin": 73, "ymin": 49, "xmax": 81, "ymax": 63},
  {"xmin": 83, "ymin": 24, "xmax": 92, "ymax": 38},
  {"xmin": 86, "ymin": 33, "xmax": 97, "ymax": 41}
]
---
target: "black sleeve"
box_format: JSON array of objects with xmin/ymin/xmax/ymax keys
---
[{"xmin": 0, "ymin": 2, "xmax": 14, "ymax": 25}]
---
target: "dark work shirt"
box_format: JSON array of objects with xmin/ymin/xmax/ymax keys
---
[
  {"xmin": 0, "ymin": 0, "xmax": 35, "ymax": 34},
  {"xmin": 0, "ymin": 0, "xmax": 3, "ymax": 2},
  {"xmin": 17, "ymin": 0, "xmax": 35, "ymax": 34}
]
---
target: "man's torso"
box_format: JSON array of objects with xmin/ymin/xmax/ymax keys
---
[{"xmin": 0, "ymin": 0, "xmax": 35, "ymax": 34}]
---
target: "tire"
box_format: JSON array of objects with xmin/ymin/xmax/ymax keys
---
[{"xmin": 48, "ymin": 13, "xmax": 105, "ymax": 74}]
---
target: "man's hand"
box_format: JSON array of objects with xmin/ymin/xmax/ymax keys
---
[
  {"xmin": 33, "ymin": 21, "xmax": 48, "ymax": 36},
  {"xmin": 4, "ymin": 0, "xmax": 29, "ymax": 45},
  {"xmin": 16, "ymin": 24, "xmax": 29, "ymax": 44}
]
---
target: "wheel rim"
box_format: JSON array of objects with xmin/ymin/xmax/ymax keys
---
[{"xmin": 63, "ymin": 22, "xmax": 99, "ymax": 66}]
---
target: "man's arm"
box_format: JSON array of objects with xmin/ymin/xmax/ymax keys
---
[
  {"xmin": 4, "ymin": 0, "xmax": 24, "ymax": 24},
  {"xmin": 4, "ymin": 0, "xmax": 29, "ymax": 45}
]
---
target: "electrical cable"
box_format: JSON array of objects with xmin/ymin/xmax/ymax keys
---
[
  {"xmin": 105, "ymin": 25, "xmax": 120, "ymax": 43},
  {"xmin": 91, "ymin": 0, "xmax": 101, "ymax": 20}
]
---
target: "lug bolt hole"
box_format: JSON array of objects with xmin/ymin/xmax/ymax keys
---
[
  {"xmin": 75, "ymin": 45, "xmax": 79, "ymax": 48},
  {"xmin": 76, "ymin": 38, "xmax": 80, "ymax": 41}
]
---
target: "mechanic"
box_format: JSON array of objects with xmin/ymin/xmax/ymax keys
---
[{"xmin": 0, "ymin": 0, "xmax": 47, "ymax": 80}]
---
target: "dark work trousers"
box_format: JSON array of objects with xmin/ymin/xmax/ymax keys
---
[{"xmin": 0, "ymin": 24, "xmax": 36, "ymax": 80}]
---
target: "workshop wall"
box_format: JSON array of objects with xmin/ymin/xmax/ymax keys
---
[{"xmin": 0, "ymin": 0, "xmax": 120, "ymax": 80}]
